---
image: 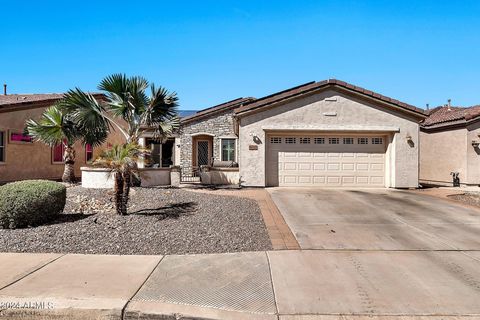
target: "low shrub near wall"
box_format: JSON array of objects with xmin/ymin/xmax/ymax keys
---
[{"xmin": 0, "ymin": 180, "xmax": 66, "ymax": 229}]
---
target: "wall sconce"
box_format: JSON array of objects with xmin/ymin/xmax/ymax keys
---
[
  {"xmin": 405, "ymin": 135, "xmax": 413, "ymax": 142},
  {"xmin": 472, "ymin": 140, "xmax": 479, "ymax": 148}
]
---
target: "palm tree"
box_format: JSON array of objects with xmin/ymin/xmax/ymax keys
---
[
  {"xmin": 26, "ymin": 105, "xmax": 108, "ymax": 183},
  {"xmin": 60, "ymin": 74, "xmax": 180, "ymax": 144},
  {"xmin": 58, "ymin": 74, "xmax": 179, "ymax": 214},
  {"xmin": 93, "ymin": 143, "xmax": 139, "ymax": 215}
]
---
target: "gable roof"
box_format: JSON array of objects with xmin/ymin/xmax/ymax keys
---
[
  {"xmin": 0, "ymin": 93, "xmax": 65, "ymax": 105},
  {"xmin": 235, "ymin": 79, "xmax": 427, "ymax": 119},
  {"xmin": 181, "ymin": 97, "xmax": 255, "ymax": 124},
  {"xmin": 422, "ymin": 105, "xmax": 480, "ymax": 129},
  {"xmin": 0, "ymin": 93, "xmax": 104, "ymax": 113}
]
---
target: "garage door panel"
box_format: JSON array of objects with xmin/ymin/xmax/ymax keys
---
[
  {"xmin": 298, "ymin": 176, "xmax": 312, "ymax": 184},
  {"xmin": 356, "ymin": 163, "xmax": 369, "ymax": 171},
  {"xmin": 327, "ymin": 176, "xmax": 341, "ymax": 185},
  {"xmin": 267, "ymin": 134, "xmax": 386, "ymax": 187},
  {"xmin": 298, "ymin": 163, "xmax": 312, "ymax": 170},
  {"xmin": 371, "ymin": 176, "xmax": 384, "ymax": 184},
  {"xmin": 370, "ymin": 163, "xmax": 384, "ymax": 171},
  {"xmin": 356, "ymin": 176, "xmax": 369, "ymax": 184},
  {"xmin": 284, "ymin": 162, "xmax": 297, "ymax": 170},
  {"xmin": 313, "ymin": 176, "xmax": 326, "ymax": 184}
]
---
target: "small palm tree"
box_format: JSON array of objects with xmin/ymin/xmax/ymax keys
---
[
  {"xmin": 56, "ymin": 74, "xmax": 180, "ymax": 215},
  {"xmin": 26, "ymin": 105, "xmax": 107, "ymax": 183},
  {"xmin": 93, "ymin": 143, "xmax": 139, "ymax": 215}
]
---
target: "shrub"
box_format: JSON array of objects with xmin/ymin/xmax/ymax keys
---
[{"xmin": 0, "ymin": 180, "xmax": 66, "ymax": 229}]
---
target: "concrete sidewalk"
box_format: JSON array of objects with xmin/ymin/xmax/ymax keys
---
[{"xmin": 1, "ymin": 251, "xmax": 480, "ymax": 319}]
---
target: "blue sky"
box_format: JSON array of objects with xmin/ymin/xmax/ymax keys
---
[{"xmin": 1, "ymin": 1, "xmax": 479, "ymax": 110}]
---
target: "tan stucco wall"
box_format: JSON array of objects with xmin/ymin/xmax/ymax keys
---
[
  {"xmin": 0, "ymin": 106, "xmax": 125, "ymax": 183},
  {"xmin": 238, "ymin": 89, "xmax": 420, "ymax": 188},
  {"xmin": 419, "ymin": 129, "xmax": 467, "ymax": 186},
  {"xmin": 466, "ymin": 122, "xmax": 480, "ymax": 185}
]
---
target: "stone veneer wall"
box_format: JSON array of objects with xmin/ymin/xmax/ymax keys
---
[{"xmin": 179, "ymin": 110, "xmax": 236, "ymax": 175}]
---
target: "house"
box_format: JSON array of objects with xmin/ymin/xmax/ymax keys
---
[
  {"xmin": 1, "ymin": 79, "xmax": 428, "ymax": 189},
  {"xmin": 0, "ymin": 90, "xmax": 123, "ymax": 183},
  {"xmin": 178, "ymin": 79, "xmax": 427, "ymax": 188},
  {"xmin": 420, "ymin": 104, "xmax": 480, "ymax": 186}
]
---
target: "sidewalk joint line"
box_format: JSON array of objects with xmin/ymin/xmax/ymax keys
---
[
  {"xmin": 265, "ymin": 251, "xmax": 279, "ymax": 316},
  {"xmin": 0, "ymin": 253, "xmax": 67, "ymax": 291},
  {"xmin": 121, "ymin": 254, "xmax": 165, "ymax": 320}
]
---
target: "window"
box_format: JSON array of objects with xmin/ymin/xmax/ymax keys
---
[
  {"xmin": 343, "ymin": 137, "xmax": 354, "ymax": 144},
  {"xmin": 52, "ymin": 143, "xmax": 65, "ymax": 163},
  {"xmin": 358, "ymin": 137, "xmax": 369, "ymax": 145},
  {"xmin": 86, "ymin": 144, "xmax": 93, "ymax": 162},
  {"xmin": 328, "ymin": 137, "xmax": 339, "ymax": 144},
  {"xmin": 300, "ymin": 137, "xmax": 311, "ymax": 144},
  {"xmin": 10, "ymin": 131, "xmax": 33, "ymax": 143},
  {"xmin": 285, "ymin": 137, "xmax": 296, "ymax": 144},
  {"xmin": 270, "ymin": 137, "xmax": 282, "ymax": 144},
  {"xmin": 314, "ymin": 137, "xmax": 325, "ymax": 144},
  {"xmin": 221, "ymin": 139, "xmax": 236, "ymax": 161},
  {"xmin": 0, "ymin": 131, "xmax": 5, "ymax": 162},
  {"xmin": 372, "ymin": 137, "xmax": 383, "ymax": 145}
]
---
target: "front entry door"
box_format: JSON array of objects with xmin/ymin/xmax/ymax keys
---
[{"xmin": 197, "ymin": 140, "xmax": 210, "ymax": 166}]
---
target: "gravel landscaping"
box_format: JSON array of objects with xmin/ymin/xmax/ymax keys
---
[
  {"xmin": 0, "ymin": 186, "xmax": 272, "ymax": 255},
  {"xmin": 448, "ymin": 192, "xmax": 480, "ymax": 208}
]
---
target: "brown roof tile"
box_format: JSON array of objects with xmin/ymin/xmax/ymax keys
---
[
  {"xmin": 422, "ymin": 105, "xmax": 480, "ymax": 127},
  {"xmin": 235, "ymin": 79, "xmax": 426, "ymax": 117},
  {"xmin": 181, "ymin": 97, "xmax": 255, "ymax": 123},
  {"xmin": 0, "ymin": 93, "xmax": 65, "ymax": 106},
  {"xmin": 0, "ymin": 92, "xmax": 105, "ymax": 113}
]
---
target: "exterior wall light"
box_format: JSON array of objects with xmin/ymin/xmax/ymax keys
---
[
  {"xmin": 472, "ymin": 140, "xmax": 480, "ymax": 148},
  {"xmin": 405, "ymin": 135, "xmax": 413, "ymax": 142}
]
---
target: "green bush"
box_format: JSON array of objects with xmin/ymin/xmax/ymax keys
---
[{"xmin": 0, "ymin": 180, "xmax": 66, "ymax": 229}]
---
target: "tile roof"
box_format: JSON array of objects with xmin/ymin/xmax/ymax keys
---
[
  {"xmin": 0, "ymin": 93, "xmax": 65, "ymax": 106},
  {"xmin": 422, "ymin": 105, "xmax": 480, "ymax": 127},
  {"xmin": 0, "ymin": 93, "xmax": 105, "ymax": 113},
  {"xmin": 181, "ymin": 97, "xmax": 255, "ymax": 123},
  {"xmin": 235, "ymin": 79, "xmax": 427, "ymax": 117}
]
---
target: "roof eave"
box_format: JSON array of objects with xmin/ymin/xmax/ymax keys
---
[{"xmin": 235, "ymin": 83, "xmax": 427, "ymax": 120}]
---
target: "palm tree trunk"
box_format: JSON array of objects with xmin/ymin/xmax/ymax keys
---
[
  {"xmin": 114, "ymin": 172, "xmax": 125, "ymax": 215},
  {"xmin": 122, "ymin": 170, "xmax": 131, "ymax": 215},
  {"xmin": 62, "ymin": 145, "xmax": 76, "ymax": 183}
]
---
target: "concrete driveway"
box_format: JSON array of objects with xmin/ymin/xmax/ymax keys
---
[
  {"xmin": 267, "ymin": 188, "xmax": 480, "ymax": 317},
  {"xmin": 269, "ymin": 188, "xmax": 480, "ymax": 250}
]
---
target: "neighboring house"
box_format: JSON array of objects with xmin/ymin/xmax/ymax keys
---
[
  {"xmin": 420, "ymin": 104, "xmax": 480, "ymax": 186},
  {"xmin": 176, "ymin": 79, "xmax": 427, "ymax": 188},
  {"xmin": 0, "ymin": 91, "xmax": 123, "ymax": 183}
]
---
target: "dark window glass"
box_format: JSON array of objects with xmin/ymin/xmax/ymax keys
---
[{"xmin": 221, "ymin": 139, "xmax": 236, "ymax": 161}]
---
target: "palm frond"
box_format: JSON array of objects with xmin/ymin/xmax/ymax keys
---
[
  {"xmin": 93, "ymin": 143, "xmax": 139, "ymax": 173},
  {"xmin": 25, "ymin": 105, "xmax": 79, "ymax": 147},
  {"xmin": 59, "ymin": 89, "xmax": 110, "ymax": 147}
]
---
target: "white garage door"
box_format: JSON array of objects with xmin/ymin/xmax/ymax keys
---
[{"xmin": 266, "ymin": 134, "xmax": 387, "ymax": 187}]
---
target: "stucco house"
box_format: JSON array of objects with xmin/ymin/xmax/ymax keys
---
[
  {"xmin": 420, "ymin": 104, "xmax": 480, "ymax": 186},
  {"xmin": 1, "ymin": 79, "xmax": 429, "ymax": 189},
  {"xmin": 176, "ymin": 79, "xmax": 427, "ymax": 188},
  {"xmin": 0, "ymin": 91, "xmax": 125, "ymax": 183}
]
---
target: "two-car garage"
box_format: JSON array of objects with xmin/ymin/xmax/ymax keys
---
[
  {"xmin": 236, "ymin": 80, "xmax": 427, "ymax": 189},
  {"xmin": 266, "ymin": 134, "xmax": 387, "ymax": 187}
]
